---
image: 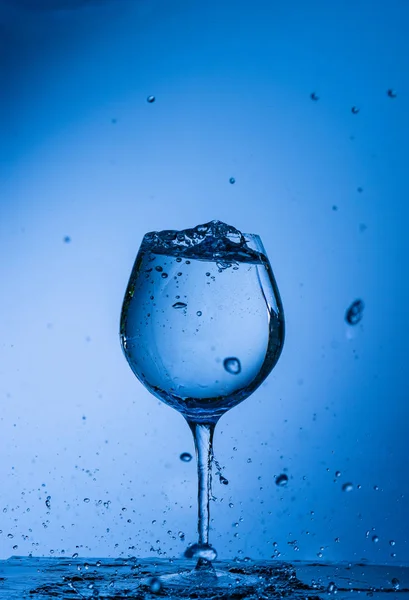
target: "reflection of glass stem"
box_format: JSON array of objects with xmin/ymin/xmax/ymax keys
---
[{"xmin": 188, "ymin": 422, "xmax": 216, "ymax": 546}]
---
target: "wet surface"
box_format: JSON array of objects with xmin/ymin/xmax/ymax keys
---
[{"xmin": 0, "ymin": 556, "xmax": 408, "ymax": 599}]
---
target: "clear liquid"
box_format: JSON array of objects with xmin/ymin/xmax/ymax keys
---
[{"xmin": 120, "ymin": 251, "xmax": 284, "ymax": 422}]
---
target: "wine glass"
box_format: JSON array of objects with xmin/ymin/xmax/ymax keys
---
[{"xmin": 119, "ymin": 220, "xmax": 284, "ymax": 586}]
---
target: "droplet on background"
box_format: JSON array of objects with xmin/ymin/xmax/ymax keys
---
[
  {"xmin": 172, "ymin": 302, "xmax": 187, "ymax": 309},
  {"xmin": 310, "ymin": 92, "xmax": 319, "ymax": 101},
  {"xmin": 275, "ymin": 474, "xmax": 288, "ymax": 487},
  {"xmin": 147, "ymin": 95, "xmax": 156, "ymax": 103},
  {"xmin": 229, "ymin": 177, "xmax": 236, "ymax": 184},
  {"xmin": 149, "ymin": 577, "xmax": 162, "ymax": 593},
  {"xmin": 180, "ymin": 452, "xmax": 192, "ymax": 462},
  {"xmin": 345, "ymin": 299, "xmax": 364, "ymax": 325},
  {"xmin": 372, "ymin": 535, "xmax": 379, "ymax": 543},
  {"xmin": 351, "ymin": 106, "xmax": 360, "ymax": 114},
  {"xmin": 342, "ymin": 482, "xmax": 353, "ymax": 492},
  {"xmin": 387, "ymin": 89, "xmax": 397, "ymax": 98},
  {"xmin": 223, "ymin": 357, "xmax": 241, "ymax": 374}
]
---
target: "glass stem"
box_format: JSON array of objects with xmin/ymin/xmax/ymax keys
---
[{"xmin": 188, "ymin": 421, "xmax": 215, "ymax": 546}]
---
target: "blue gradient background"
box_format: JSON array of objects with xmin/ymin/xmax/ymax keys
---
[{"xmin": 1, "ymin": 0, "xmax": 408, "ymax": 564}]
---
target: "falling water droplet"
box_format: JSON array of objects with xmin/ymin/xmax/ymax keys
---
[
  {"xmin": 351, "ymin": 106, "xmax": 360, "ymax": 114},
  {"xmin": 387, "ymin": 89, "xmax": 397, "ymax": 98},
  {"xmin": 335, "ymin": 471, "xmax": 341, "ymax": 478},
  {"xmin": 161, "ymin": 273, "xmax": 168, "ymax": 279},
  {"xmin": 389, "ymin": 540, "xmax": 396, "ymax": 546},
  {"xmin": 357, "ymin": 187, "xmax": 363, "ymax": 193},
  {"xmin": 63, "ymin": 236, "xmax": 71, "ymax": 243},
  {"xmin": 173, "ymin": 302, "xmax": 187, "ymax": 309},
  {"xmin": 149, "ymin": 577, "xmax": 162, "ymax": 593},
  {"xmin": 45, "ymin": 496, "xmax": 51, "ymax": 509},
  {"xmin": 342, "ymin": 483, "xmax": 353, "ymax": 492},
  {"xmin": 275, "ymin": 474, "xmax": 288, "ymax": 487},
  {"xmin": 84, "ymin": 498, "xmax": 90, "ymax": 503},
  {"xmin": 196, "ymin": 311, "xmax": 202, "ymax": 316},
  {"xmin": 223, "ymin": 357, "xmax": 241, "ymax": 374},
  {"xmin": 372, "ymin": 535, "xmax": 379, "ymax": 543},
  {"xmin": 180, "ymin": 452, "xmax": 192, "ymax": 462},
  {"xmin": 310, "ymin": 92, "xmax": 319, "ymax": 101},
  {"xmin": 184, "ymin": 543, "xmax": 217, "ymax": 561},
  {"xmin": 178, "ymin": 531, "xmax": 185, "ymax": 540},
  {"xmin": 345, "ymin": 300, "xmax": 364, "ymax": 325},
  {"xmin": 392, "ymin": 578, "xmax": 400, "ymax": 589},
  {"xmin": 147, "ymin": 95, "xmax": 156, "ymax": 104},
  {"xmin": 229, "ymin": 177, "xmax": 236, "ymax": 184},
  {"xmin": 327, "ymin": 582, "xmax": 337, "ymax": 594}
]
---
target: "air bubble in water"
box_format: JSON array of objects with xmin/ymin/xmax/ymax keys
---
[
  {"xmin": 387, "ymin": 89, "xmax": 397, "ymax": 98},
  {"xmin": 149, "ymin": 577, "xmax": 161, "ymax": 593},
  {"xmin": 310, "ymin": 92, "xmax": 319, "ymax": 101},
  {"xmin": 275, "ymin": 474, "xmax": 288, "ymax": 487},
  {"xmin": 345, "ymin": 299, "xmax": 364, "ymax": 325},
  {"xmin": 180, "ymin": 452, "xmax": 192, "ymax": 462},
  {"xmin": 229, "ymin": 177, "xmax": 236, "ymax": 184},
  {"xmin": 223, "ymin": 357, "xmax": 241, "ymax": 374},
  {"xmin": 342, "ymin": 483, "xmax": 353, "ymax": 492},
  {"xmin": 147, "ymin": 95, "xmax": 156, "ymax": 103},
  {"xmin": 392, "ymin": 578, "xmax": 400, "ymax": 589},
  {"xmin": 173, "ymin": 302, "xmax": 187, "ymax": 309},
  {"xmin": 184, "ymin": 543, "xmax": 217, "ymax": 561},
  {"xmin": 351, "ymin": 106, "xmax": 360, "ymax": 114}
]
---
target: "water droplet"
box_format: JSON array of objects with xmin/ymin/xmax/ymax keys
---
[
  {"xmin": 275, "ymin": 474, "xmax": 288, "ymax": 487},
  {"xmin": 345, "ymin": 299, "xmax": 364, "ymax": 325},
  {"xmin": 357, "ymin": 187, "xmax": 363, "ymax": 193},
  {"xmin": 172, "ymin": 302, "xmax": 187, "ymax": 309},
  {"xmin": 147, "ymin": 95, "xmax": 156, "ymax": 104},
  {"xmin": 387, "ymin": 89, "xmax": 397, "ymax": 99},
  {"xmin": 180, "ymin": 452, "xmax": 192, "ymax": 462},
  {"xmin": 84, "ymin": 498, "xmax": 90, "ymax": 503},
  {"xmin": 223, "ymin": 357, "xmax": 241, "ymax": 374},
  {"xmin": 310, "ymin": 92, "xmax": 319, "ymax": 101},
  {"xmin": 196, "ymin": 311, "xmax": 202, "ymax": 316},
  {"xmin": 178, "ymin": 531, "xmax": 185, "ymax": 540},
  {"xmin": 392, "ymin": 578, "xmax": 400, "ymax": 590},
  {"xmin": 389, "ymin": 540, "xmax": 396, "ymax": 546},
  {"xmin": 63, "ymin": 236, "xmax": 71, "ymax": 243},
  {"xmin": 184, "ymin": 543, "xmax": 217, "ymax": 561},
  {"xmin": 332, "ymin": 205, "xmax": 338, "ymax": 211},
  {"xmin": 372, "ymin": 535, "xmax": 379, "ymax": 543},
  {"xmin": 72, "ymin": 552, "xmax": 79, "ymax": 558},
  {"xmin": 45, "ymin": 496, "xmax": 51, "ymax": 509},
  {"xmin": 335, "ymin": 471, "xmax": 341, "ymax": 477},
  {"xmin": 161, "ymin": 273, "xmax": 168, "ymax": 279},
  {"xmin": 374, "ymin": 485, "xmax": 379, "ymax": 491},
  {"xmin": 219, "ymin": 474, "xmax": 229, "ymax": 485},
  {"xmin": 149, "ymin": 577, "xmax": 161, "ymax": 593},
  {"xmin": 351, "ymin": 106, "xmax": 360, "ymax": 114},
  {"xmin": 342, "ymin": 482, "xmax": 353, "ymax": 492},
  {"xmin": 229, "ymin": 502, "xmax": 234, "ymax": 508},
  {"xmin": 327, "ymin": 582, "xmax": 337, "ymax": 594},
  {"xmin": 7, "ymin": 533, "xmax": 13, "ymax": 539},
  {"xmin": 229, "ymin": 177, "xmax": 235, "ymax": 184}
]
